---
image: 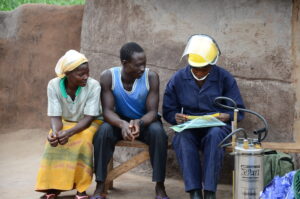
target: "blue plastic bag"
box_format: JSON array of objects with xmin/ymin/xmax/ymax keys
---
[{"xmin": 260, "ymin": 171, "xmax": 296, "ymax": 199}]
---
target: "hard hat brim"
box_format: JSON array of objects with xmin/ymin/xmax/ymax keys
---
[{"xmin": 188, "ymin": 54, "xmax": 218, "ymax": 67}]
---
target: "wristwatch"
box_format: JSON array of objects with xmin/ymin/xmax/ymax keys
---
[{"xmin": 138, "ymin": 119, "xmax": 145, "ymax": 129}]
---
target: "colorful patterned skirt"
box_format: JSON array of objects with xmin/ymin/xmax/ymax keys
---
[{"xmin": 35, "ymin": 120, "xmax": 102, "ymax": 193}]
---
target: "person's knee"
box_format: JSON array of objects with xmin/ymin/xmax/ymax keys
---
[
  {"xmin": 147, "ymin": 122, "xmax": 167, "ymax": 139},
  {"xmin": 172, "ymin": 131, "xmax": 192, "ymax": 148},
  {"xmin": 172, "ymin": 133, "xmax": 181, "ymax": 145},
  {"xmin": 210, "ymin": 126, "xmax": 223, "ymax": 134},
  {"xmin": 93, "ymin": 122, "xmax": 114, "ymax": 143},
  {"xmin": 205, "ymin": 127, "xmax": 225, "ymax": 143}
]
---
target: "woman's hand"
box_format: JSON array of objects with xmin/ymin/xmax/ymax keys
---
[
  {"xmin": 216, "ymin": 113, "xmax": 230, "ymax": 122},
  {"xmin": 57, "ymin": 130, "xmax": 73, "ymax": 145},
  {"xmin": 47, "ymin": 131, "xmax": 59, "ymax": 147},
  {"xmin": 175, "ymin": 113, "xmax": 189, "ymax": 124}
]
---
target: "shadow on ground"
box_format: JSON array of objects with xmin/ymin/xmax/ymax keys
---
[{"xmin": 0, "ymin": 128, "xmax": 232, "ymax": 199}]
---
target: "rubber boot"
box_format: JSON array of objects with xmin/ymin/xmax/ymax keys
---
[
  {"xmin": 190, "ymin": 189, "xmax": 203, "ymax": 199},
  {"xmin": 204, "ymin": 190, "xmax": 216, "ymax": 199}
]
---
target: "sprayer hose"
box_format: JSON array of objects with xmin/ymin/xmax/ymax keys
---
[{"xmin": 214, "ymin": 96, "xmax": 269, "ymax": 142}]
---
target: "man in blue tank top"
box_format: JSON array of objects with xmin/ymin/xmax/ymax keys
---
[{"xmin": 92, "ymin": 42, "xmax": 169, "ymax": 199}]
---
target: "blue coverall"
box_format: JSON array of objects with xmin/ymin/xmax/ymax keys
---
[{"xmin": 162, "ymin": 65, "xmax": 245, "ymax": 192}]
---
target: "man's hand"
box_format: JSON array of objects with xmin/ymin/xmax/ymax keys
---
[
  {"xmin": 216, "ymin": 113, "xmax": 230, "ymax": 122},
  {"xmin": 57, "ymin": 130, "xmax": 72, "ymax": 145},
  {"xmin": 47, "ymin": 131, "xmax": 59, "ymax": 147},
  {"xmin": 121, "ymin": 121, "xmax": 135, "ymax": 141},
  {"xmin": 175, "ymin": 113, "xmax": 188, "ymax": 124},
  {"xmin": 129, "ymin": 119, "xmax": 141, "ymax": 141}
]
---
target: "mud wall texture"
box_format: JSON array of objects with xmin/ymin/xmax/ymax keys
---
[
  {"xmin": 0, "ymin": 0, "xmax": 299, "ymax": 184},
  {"xmin": 80, "ymin": 0, "xmax": 300, "ymax": 180},
  {"xmin": 292, "ymin": 0, "xmax": 300, "ymax": 170},
  {"xmin": 0, "ymin": 4, "xmax": 84, "ymax": 130},
  {"xmin": 81, "ymin": 0, "xmax": 298, "ymax": 142}
]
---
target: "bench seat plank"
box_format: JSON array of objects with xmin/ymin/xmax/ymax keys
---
[{"xmin": 226, "ymin": 142, "xmax": 300, "ymax": 153}]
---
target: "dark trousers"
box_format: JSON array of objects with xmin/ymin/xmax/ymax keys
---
[
  {"xmin": 172, "ymin": 126, "xmax": 231, "ymax": 192},
  {"xmin": 93, "ymin": 121, "xmax": 168, "ymax": 182}
]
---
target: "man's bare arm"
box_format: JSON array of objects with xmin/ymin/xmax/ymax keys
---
[
  {"xmin": 139, "ymin": 71, "xmax": 160, "ymax": 126},
  {"xmin": 100, "ymin": 70, "xmax": 133, "ymax": 140}
]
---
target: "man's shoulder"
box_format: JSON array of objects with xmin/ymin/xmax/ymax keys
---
[
  {"xmin": 109, "ymin": 66, "xmax": 121, "ymax": 72},
  {"xmin": 147, "ymin": 69, "xmax": 158, "ymax": 78},
  {"xmin": 146, "ymin": 69, "xmax": 159, "ymax": 90},
  {"xmin": 214, "ymin": 65, "xmax": 235, "ymax": 79},
  {"xmin": 100, "ymin": 68, "xmax": 114, "ymax": 88},
  {"xmin": 101, "ymin": 66, "xmax": 121, "ymax": 76},
  {"xmin": 171, "ymin": 66, "xmax": 188, "ymax": 80}
]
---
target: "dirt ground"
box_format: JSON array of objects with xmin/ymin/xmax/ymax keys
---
[{"xmin": 0, "ymin": 129, "xmax": 232, "ymax": 199}]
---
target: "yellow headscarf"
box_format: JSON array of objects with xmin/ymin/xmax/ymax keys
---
[{"xmin": 55, "ymin": 50, "xmax": 88, "ymax": 78}]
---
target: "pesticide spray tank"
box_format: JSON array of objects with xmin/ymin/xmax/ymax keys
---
[
  {"xmin": 234, "ymin": 137, "xmax": 264, "ymax": 199},
  {"xmin": 214, "ymin": 97, "xmax": 269, "ymax": 199}
]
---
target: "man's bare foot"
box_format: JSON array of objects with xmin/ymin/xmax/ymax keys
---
[
  {"xmin": 91, "ymin": 181, "xmax": 106, "ymax": 198},
  {"xmin": 155, "ymin": 182, "xmax": 169, "ymax": 198}
]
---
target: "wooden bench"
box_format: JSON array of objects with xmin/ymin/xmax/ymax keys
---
[
  {"xmin": 104, "ymin": 140, "xmax": 300, "ymax": 193},
  {"xmin": 261, "ymin": 142, "xmax": 300, "ymax": 153},
  {"xmin": 226, "ymin": 142, "xmax": 300, "ymax": 153},
  {"xmin": 104, "ymin": 140, "xmax": 150, "ymax": 193}
]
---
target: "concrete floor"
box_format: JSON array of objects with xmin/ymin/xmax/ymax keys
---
[{"xmin": 0, "ymin": 128, "xmax": 232, "ymax": 199}]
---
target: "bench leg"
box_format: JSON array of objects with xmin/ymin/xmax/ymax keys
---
[
  {"xmin": 104, "ymin": 150, "xmax": 150, "ymax": 193},
  {"xmin": 103, "ymin": 158, "xmax": 114, "ymax": 194},
  {"xmin": 108, "ymin": 159, "xmax": 113, "ymax": 189}
]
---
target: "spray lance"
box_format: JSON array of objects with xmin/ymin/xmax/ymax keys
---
[{"xmin": 214, "ymin": 96, "xmax": 269, "ymax": 199}]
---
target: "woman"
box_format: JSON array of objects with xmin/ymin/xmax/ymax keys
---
[{"xmin": 35, "ymin": 50, "xmax": 102, "ymax": 199}]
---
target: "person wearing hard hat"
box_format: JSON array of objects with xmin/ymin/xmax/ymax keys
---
[{"xmin": 162, "ymin": 35, "xmax": 245, "ymax": 199}]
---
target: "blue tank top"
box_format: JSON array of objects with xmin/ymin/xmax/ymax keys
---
[{"xmin": 111, "ymin": 66, "xmax": 149, "ymax": 119}]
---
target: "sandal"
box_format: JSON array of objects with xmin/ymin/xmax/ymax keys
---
[
  {"xmin": 40, "ymin": 193, "xmax": 57, "ymax": 199},
  {"xmin": 90, "ymin": 194, "xmax": 106, "ymax": 199},
  {"xmin": 75, "ymin": 194, "xmax": 89, "ymax": 199}
]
